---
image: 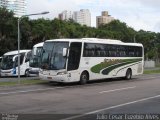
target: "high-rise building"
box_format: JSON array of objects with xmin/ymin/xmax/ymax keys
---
[
  {"xmin": 0, "ymin": 0, "xmax": 27, "ymax": 17},
  {"xmin": 0, "ymin": 0, "xmax": 8, "ymax": 7},
  {"xmin": 73, "ymin": 9, "xmax": 91, "ymax": 27},
  {"xmin": 96, "ymin": 11, "xmax": 115, "ymax": 28},
  {"xmin": 58, "ymin": 9, "xmax": 91, "ymax": 27},
  {"xmin": 58, "ymin": 10, "xmax": 72, "ymax": 21}
]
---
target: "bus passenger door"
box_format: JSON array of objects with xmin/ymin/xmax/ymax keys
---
[{"xmin": 67, "ymin": 42, "xmax": 82, "ymax": 82}]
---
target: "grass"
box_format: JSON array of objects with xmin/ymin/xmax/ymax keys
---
[
  {"xmin": 0, "ymin": 79, "xmax": 47, "ymax": 87},
  {"xmin": 144, "ymin": 69, "xmax": 160, "ymax": 74},
  {"xmin": 156, "ymin": 64, "xmax": 160, "ymax": 68}
]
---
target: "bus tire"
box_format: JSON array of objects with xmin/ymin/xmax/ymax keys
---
[
  {"xmin": 80, "ymin": 71, "xmax": 89, "ymax": 85},
  {"xmin": 125, "ymin": 69, "xmax": 132, "ymax": 80},
  {"xmin": 25, "ymin": 69, "xmax": 30, "ymax": 77}
]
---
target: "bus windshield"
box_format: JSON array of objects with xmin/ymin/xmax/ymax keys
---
[
  {"xmin": 1, "ymin": 55, "xmax": 14, "ymax": 70},
  {"xmin": 1, "ymin": 53, "xmax": 25, "ymax": 70},
  {"xmin": 30, "ymin": 47, "xmax": 43, "ymax": 68},
  {"xmin": 41, "ymin": 42, "xmax": 69, "ymax": 70}
]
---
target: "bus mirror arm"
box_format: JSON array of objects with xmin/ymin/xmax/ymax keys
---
[
  {"xmin": 63, "ymin": 48, "xmax": 67, "ymax": 57},
  {"xmin": 13, "ymin": 55, "xmax": 19, "ymax": 62}
]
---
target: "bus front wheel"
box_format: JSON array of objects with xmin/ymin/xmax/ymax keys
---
[
  {"xmin": 80, "ymin": 72, "xmax": 89, "ymax": 85},
  {"xmin": 25, "ymin": 69, "xmax": 30, "ymax": 77},
  {"xmin": 125, "ymin": 69, "xmax": 132, "ymax": 80}
]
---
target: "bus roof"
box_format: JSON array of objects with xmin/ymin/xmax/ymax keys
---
[
  {"xmin": 33, "ymin": 42, "xmax": 44, "ymax": 48},
  {"xmin": 45, "ymin": 38, "xmax": 143, "ymax": 47},
  {"xmin": 3, "ymin": 50, "xmax": 31, "ymax": 56}
]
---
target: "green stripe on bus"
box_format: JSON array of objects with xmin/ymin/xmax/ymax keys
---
[
  {"xmin": 102, "ymin": 60, "xmax": 141, "ymax": 75},
  {"xmin": 115, "ymin": 62, "xmax": 142, "ymax": 75},
  {"xmin": 91, "ymin": 58, "xmax": 142, "ymax": 74}
]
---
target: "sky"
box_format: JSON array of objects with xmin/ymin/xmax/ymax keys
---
[{"xmin": 27, "ymin": 0, "xmax": 160, "ymax": 33}]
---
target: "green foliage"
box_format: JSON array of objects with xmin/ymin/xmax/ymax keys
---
[
  {"xmin": 98, "ymin": 20, "xmax": 135, "ymax": 42},
  {"xmin": 0, "ymin": 8, "xmax": 160, "ymax": 62},
  {"xmin": 0, "ymin": 7, "xmax": 17, "ymax": 55}
]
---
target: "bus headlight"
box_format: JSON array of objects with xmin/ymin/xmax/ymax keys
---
[{"xmin": 57, "ymin": 71, "xmax": 67, "ymax": 75}]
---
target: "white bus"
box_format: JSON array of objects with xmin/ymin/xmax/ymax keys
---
[
  {"xmin": 29, "ymin": 42, "xmax": 44, "ymax": 76},
  {"xmin": 1, "ymin": 50, "xmax": 31, "ymax": 77},
  {"xmin": 39, "ymin": 38, "xmax": 144, "ymax": 84}
]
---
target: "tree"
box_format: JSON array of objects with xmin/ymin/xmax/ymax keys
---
[
  {"xmin": 0, "ymin": 8, "xmax": 160, "ymax": 62},
  {"xmin": 99, "ymin": 20, "xmax": 135, "ymax": 42},
  {"xmin": 0, "ymin": 7, "xmax": 17, "ymax": 55}
]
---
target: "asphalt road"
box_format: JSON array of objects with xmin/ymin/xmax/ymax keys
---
[{"xmin": 0, "ymin": 74, "xmax": 160, "ymax": 120}]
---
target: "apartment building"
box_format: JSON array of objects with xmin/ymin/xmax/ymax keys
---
[
  {"xmin": 96, "ymin": 11, "xmax": 115, "ymax": 28},
  {"xmin": 73, "ymin": 9, "xmax": 91, "ymax": 27},
  {"xmin": 0, "ymin": 0, "xmax": 8, "ymax": 7},
  {"xmin": 58, "ymin": 10, "xmax": 72, "ymax": 21},
  {"xmin": 58, "ymin": 9, "xmax": 91, "ymax": 27},
  {"xmin": 0, "ymin": 0, "xmax": 27, "ymax": 17}
]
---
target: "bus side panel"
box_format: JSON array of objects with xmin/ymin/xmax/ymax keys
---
[{"xmin": 80, "ymin": 57, "xmax": 143, "ymax": 80}]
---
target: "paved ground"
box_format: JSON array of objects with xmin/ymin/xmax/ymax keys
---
[{"xmin": 0, "ymin": 74, "xmax": 160, "ymax": 120}]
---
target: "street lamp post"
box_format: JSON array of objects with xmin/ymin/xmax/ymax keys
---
[
  {"xmin": 18, "ymin": 18, "xmax": 20, "ymax": 81},
  {"xmin": 17, "ymin": 11, "xmax": 49, "ymax": 84},
  {"xmin": 134, "ymin": 34, "xmax": 136, "ymax": 43}
]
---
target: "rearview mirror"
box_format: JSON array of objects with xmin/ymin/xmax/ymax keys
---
[
  {"xmin": 63, "ymin": 48, "xmax": 67, "ymax": 57},
  {"xmin": 13, "ymin": 55, "xmax": 18, "ymax": 62}
]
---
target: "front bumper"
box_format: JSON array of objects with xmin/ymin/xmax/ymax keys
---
[
  {"xmin": 39, "ymin": 73, "xmax": 69, "ymax": 83},
  {"xmin": 29, "ymin": 70, "xmax": 39, "ymax": 75},
  {"xmin": 1, "ymin": 71, "xmax": 16, "ymax": 77}
]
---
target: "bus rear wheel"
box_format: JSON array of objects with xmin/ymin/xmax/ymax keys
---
[
  {"xmin": 80, "ymin": 72, "xmax": 89, "ymax": 85},
  {"xmin": 125, "ymin": 69, "xmax": 132, "ymax": 80}
]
